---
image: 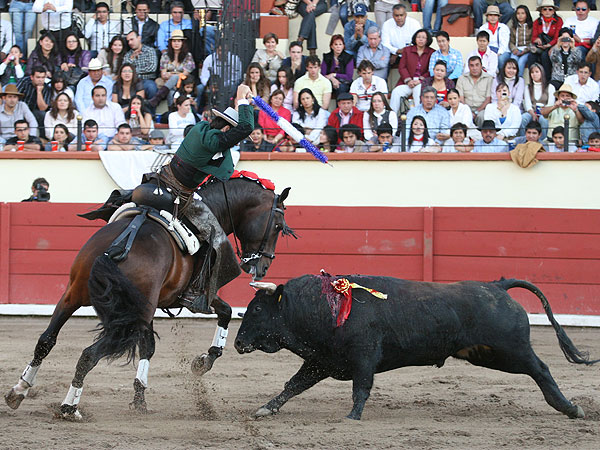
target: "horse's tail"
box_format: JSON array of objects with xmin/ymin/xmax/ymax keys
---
[
  {"xmin": 88, "ymin": 253, "xmax": 151, "ymax": 363},
  {"xmin": 497, "ymin": 278, "xmax": 599, "ymax": 365}
]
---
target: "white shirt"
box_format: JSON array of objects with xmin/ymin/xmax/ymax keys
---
[
  {"xmin": 363, "ymin": 109, "xmax": 398, "ymax": 141},
  {"xmin": 291, "ymin": 108, "xmax": 330, "ymax": 144},
  {"xmin": 168, "ymin": 111, "xmax": 196, "ymax": 147},
  {"xmin": 85, "ymin": 19, "xmax": 124, "ymax": 52},
  {"xmin": 32, "ymin": 0, "xmax": 73, "ymax": 31},
  {"xmin": 449, "ymin": 102, "xmax": 481, "ymax": 141},
  {"xmin": 564, "ymin": 74, "xmax": 600, "ymax": 104},
  {"xmin": 564, "ymin": 16, "xmax": 600, "ymax": 41},
  {"xmin": 483, "ymin": 102, "xmax": 522, "ymax": 139},
  {"xmin": 479, "ymin": 22, "xmax": 510, "ymax": 55},
  {"xmin": 524, "ymin": 82, "xmax": 556, "ymax": 111},
  {"xmin": 0, "ymin": 20, "xmax": 14, "ymax": 55},
  {"xmin": 44, "ymin": 109, "xmax": 80, "ymax": 138},
  {"xmin": 381, "ymin": 16, "xmax": 420, "ymax": 55},
  {"xmin": 464, "ymin": 49, "xmax": 498, "ymax": 75},
  {"xmin": 349, "ymin": 76, "xmax": 389, "ymax": 111},
  {"xmin": 442, "ymin": 137, "xmax": 470, "ymax": 153},
  {"xmin": 82, "ymin": 102, "xmax": 125, "ymax": 138}
]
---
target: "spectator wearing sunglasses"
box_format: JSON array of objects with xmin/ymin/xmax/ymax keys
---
[{"xmin": 564, "ymin": 0, "xmax": 599, "ymax": 59}]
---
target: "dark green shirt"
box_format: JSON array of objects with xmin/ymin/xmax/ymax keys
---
[{"xmin": 175, "ymin": 104, "xmax": 254, "ymax": 183}]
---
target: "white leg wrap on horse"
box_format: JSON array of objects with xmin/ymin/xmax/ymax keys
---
[
  {"xmin": 62, "ymin": 385, "xmax": 83, "ymax": 406},
  {"xmin": 212, "ymin": 326, "xmax": 228, "ymax": 348},
  {"xmin": 136, "ymin": 359, "xmax": 150, "ymax": 388},
  {"xmin": 21, "ymin": 364, "xmax": 40, "ymax": 387}
]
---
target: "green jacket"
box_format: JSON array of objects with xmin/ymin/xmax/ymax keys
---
[{"xmin": 175, "ymin": 104, "xmax": 254, "ymax": 183}]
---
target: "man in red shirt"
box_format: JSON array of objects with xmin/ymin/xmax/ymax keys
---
[{"xmin": 327, "ymin": 92, "xmax": 364, "ymax": 141}]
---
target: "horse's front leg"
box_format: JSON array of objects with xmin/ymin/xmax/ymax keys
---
[
  {"xmin": 130, "ymin": 321, "xmax": 156, "ymax": 413},
  {"xmin": 191, "ymin": 296, "xmax": 231, "ymax": 376}
]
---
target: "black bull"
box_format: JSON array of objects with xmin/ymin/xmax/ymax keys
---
[{"xmin": 234, "ymin": 275, "xmax": 598, "ymax": 420}]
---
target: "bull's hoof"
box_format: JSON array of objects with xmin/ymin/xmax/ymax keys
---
[
  {"xmin": 255, "ymin": 406, "xmax": 277, "ymax": 417},
  {"xmin": 569, "ymin": 405, "xmax": 585, "ymax": 419},
  {"xmin": 60, "ymin": 404, "xmax": 82, "ymax": 421},
  {"xmin": 4, "ymin": 388, "xmax": 25, "ymax": 410},
  {"xmin": 191, "ymin": 354, "xmax": 213, "ymax": 376}
]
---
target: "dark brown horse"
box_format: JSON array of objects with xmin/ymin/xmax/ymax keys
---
[{"xmin": 5, "ymin": 178, "xmax": 293, "ymax": 420}]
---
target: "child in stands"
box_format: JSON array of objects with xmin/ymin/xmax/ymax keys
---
[{"xmin": 548, "ymin": 126, "xmax": 566, "ymax": 152}]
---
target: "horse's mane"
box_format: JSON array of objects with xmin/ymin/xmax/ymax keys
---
[{"xmin": 199, "ymin": 178, "xmax": 274, "ymax": 228}]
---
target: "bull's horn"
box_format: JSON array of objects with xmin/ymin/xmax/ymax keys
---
[{"xmin": 249, "ymin": 282, "xmax": 277, "ymax": 294}]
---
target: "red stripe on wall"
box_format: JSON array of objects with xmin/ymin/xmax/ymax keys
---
[{"xmin": 1, "ymin": 203, "xmax": 599, "ymax": 315}]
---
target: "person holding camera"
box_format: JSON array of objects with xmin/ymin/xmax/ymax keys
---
[
  {"xmin": 483, "ymin": 82, "xmax": 521, "ymax": 141},
  {"xmin": 22, "ymin": 177, "xmax": 50, "ymax": 202},
  {"xmin": 549, "ymin": 28, "xmax": 583, "ymax": 90},
  {"xmin": 541, "ymin": 83, "xmax": 584, "ymax": 142}
]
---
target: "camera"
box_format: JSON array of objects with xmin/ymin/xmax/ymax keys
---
[
  {"xmin": 560, "ymin": 37, "xmax": 572, "ymax": 43},
  {"xmin": 34, "ymin": 183, "xmax": 50, "ymax": 202},
  {"xmin": 562, "ymin": 100, "xmax": 571, "ymax": 106}
]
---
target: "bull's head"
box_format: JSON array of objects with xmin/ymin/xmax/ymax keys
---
[{"xmin": 234, "ymin": 282, "xmax": 285, "ymax": 354}]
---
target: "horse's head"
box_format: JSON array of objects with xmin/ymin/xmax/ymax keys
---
[{"xmin": 238, "ymin": 187, "xmax": 296, "ymax": 280}]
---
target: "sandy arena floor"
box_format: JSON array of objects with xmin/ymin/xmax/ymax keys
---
[{"xmin": 1, "ymin": 317, "xmax": 599, "ymax": 449}]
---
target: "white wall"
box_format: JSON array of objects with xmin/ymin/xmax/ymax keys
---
[{"xmin": 2, "ymin": 155, "xmax": 600, "ymax": 209}]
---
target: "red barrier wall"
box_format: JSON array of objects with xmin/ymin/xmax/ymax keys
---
[{"xmin": 1, "ymin": 203, "xmax": 599, "ymax": 315}]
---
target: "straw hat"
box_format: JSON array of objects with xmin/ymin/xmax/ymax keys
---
[
  {"xmin": 554, "ymin": 83, "xmax": 578, "ymax": 99},
  {"xmin": 169, "ymin": 30, "xmax": 187, "ymax": 40},
  {"xmin": 212, "ymin": 107, "xmax": 239, "ymax": 126},
  {"xmin": 485, "ymin": 5, "xmax": 501, "ymax": 16},
  {"xmin": 0, "ymin": 84, "xmax": 24, "ymax": 97},
  {"xmin": 537, "ymin": 0, "xmax": 557, "ymax": 12}
]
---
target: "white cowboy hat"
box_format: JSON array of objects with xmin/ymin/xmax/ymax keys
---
[
  {"xmin": 211, "ymin": 106, "xmax": 239, "ymax": 126},
  {"xmin": 537, "ymin": 0, "xmax": 557, "ymax": 11},
  {"xmin": 85, "ymin": 58, "xmax": 108, "ymax": 71}
]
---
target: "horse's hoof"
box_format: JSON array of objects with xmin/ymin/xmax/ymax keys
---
[
  {"xmin": 255, "ymin": 406, "xmax": 276, "ymax": 417},
  {"xmin": 129, "ymin": 400, "xmax": 148, "ymax": 414},
  {"xmin": 5, "ymin": 388, "xmax": 25, "ymax": 410},
  {"xmin": 60, "ymin": 404, "xmax": 82, "ymax": 421},
  {"xmin": 571, "ymin": 405, "xmax": 585, "ymax": 419},
  {"xmin": 191, "ymin": 354, "xmax": 212, "ymax": 376}
]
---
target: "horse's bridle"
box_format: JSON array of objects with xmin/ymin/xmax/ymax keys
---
[{"xmin": 222, "ymin": 183, "xmax": 295, "ymax": 268}]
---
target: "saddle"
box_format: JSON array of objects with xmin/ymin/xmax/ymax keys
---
[{"xmin": 108, "ymin": 203, "xmax": 200, "ymax": 257}]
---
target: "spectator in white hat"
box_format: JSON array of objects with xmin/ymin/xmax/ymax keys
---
[{"xmin": 74, "ymin": 58, "xmax": 115, "ymax": 111}]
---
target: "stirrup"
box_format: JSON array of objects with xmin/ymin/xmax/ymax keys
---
[{"xmin": 181, "ymin": 293, "xmax": 212, "ymax": 314}]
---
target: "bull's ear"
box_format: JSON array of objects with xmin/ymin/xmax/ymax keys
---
[{"xmin": 278, "ymin": 187, "xmax": 291, "ymax": 204}]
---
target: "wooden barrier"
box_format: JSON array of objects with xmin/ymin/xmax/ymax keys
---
[{"xmin": 1, "ymin": 202, "xmax": 599, "ymax": 317}]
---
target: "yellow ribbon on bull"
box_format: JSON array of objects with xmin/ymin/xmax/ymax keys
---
[{"xmin": 331, "ymin": 278, "xmax": 388, "ymax": 299}]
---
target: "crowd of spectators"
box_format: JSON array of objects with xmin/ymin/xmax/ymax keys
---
[{"xmin": 3, "ymin": 0, "xmax": 600, "ymax": 153}]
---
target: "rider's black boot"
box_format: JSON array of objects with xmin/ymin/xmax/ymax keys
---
[{"xmin": 180, "ymin": 237, "xmax": 214, "ymax": 314}]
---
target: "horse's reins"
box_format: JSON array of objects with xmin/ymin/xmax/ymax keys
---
[
  {"xmin": 221, "ymin": 182, "xmax": 289, "ymax": 266},
  {"xmin": 221, "ymin": 181, "xmax": 242, "ymax": 259}
]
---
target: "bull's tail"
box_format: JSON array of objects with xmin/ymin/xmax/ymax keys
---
[
  {"xmin": 88, "ymin": 254, "xmax": 152, "ymax": 364},
  {"xmin": 497, "ymin": 278, "xmax": 599, "ymax": 365}
]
